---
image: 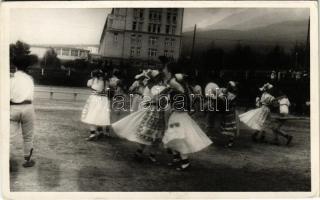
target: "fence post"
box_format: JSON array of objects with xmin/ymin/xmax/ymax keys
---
[{"xmin": 50, "ymin": 87, "xmax": 53, "ymax": 99}]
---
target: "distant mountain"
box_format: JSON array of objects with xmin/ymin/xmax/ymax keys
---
[
  {"xmin": 181, "ymin": 20, "xmax": 309, "ymax": 56},
  {"xmin": 205, "ymin": 9, "xmax": 309, "ymax": 31}
]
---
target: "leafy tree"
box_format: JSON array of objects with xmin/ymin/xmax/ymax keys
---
[
  {"xmin": 41, "ymin": 48, "xmax": 61, "ymax": 69},
  {"xmin": 10, "ymin": 40, "xmax": 38, "ymax": 68}
]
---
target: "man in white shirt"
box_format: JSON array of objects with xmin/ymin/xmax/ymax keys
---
[{"xmin": 10, "ymin": 63, "xmax": 35, "ymax": 168}]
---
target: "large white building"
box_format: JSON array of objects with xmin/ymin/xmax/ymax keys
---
[{"xmin": 99, "ymin": 8, "xmax": 184, "ymax": 68}]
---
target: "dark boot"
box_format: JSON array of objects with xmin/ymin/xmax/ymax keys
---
[
  {"xmin": 86, "ymin": 130, "xmax": 98, "ymax": 141},
  {"xmin": 176, "ymin": 159, "xmax": 190, "ymax": 171},
  {"xmin": 22, "ymin": 148, "xmax": 35, "ymax": 168}
]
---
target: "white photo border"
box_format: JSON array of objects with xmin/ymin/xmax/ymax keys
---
[{"xmin": 0, "ymin": 1, "xmax": 318, "ymax": 199}]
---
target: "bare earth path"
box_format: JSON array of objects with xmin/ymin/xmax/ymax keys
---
[{"xmin": 10, "ymin": 98, "xmax": 310, "ymax": 191}]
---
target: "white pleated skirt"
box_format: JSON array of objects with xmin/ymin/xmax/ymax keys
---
[
  {"xmin": 239, "ymin": 106, "xmax": 271, "ymax": 131},
  {"xmin": 81, "ymin": 94, "xmax": 110, "ymax": 126},
  {"xmin": 162, "ymin": 112, "xmax": 213, "ymax": 154}
]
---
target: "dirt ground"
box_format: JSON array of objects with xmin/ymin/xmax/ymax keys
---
[{"xmin": 10, "ymin": 98, "xmax": 311, "ymax": 192}]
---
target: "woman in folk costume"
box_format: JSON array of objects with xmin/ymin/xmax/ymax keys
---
[
  {"xmin": 162, "ymin": 73, "xmax": 213, "ymax": 171},
  {"xmin": 128, "ymin": 71, "xmax": 149, "ymax": 113},
  {"xmin": 239, "ymin": 83, "xmax": 275, "ymax": 142},
  {"xmin": 112, "ymin": 70, "xmax": 169, "ymax": 163},
  {"xmin": 81, "ymin": 69, "xmax": 111, "ymax": 141},
  {"xmin": 219, "ymin": 81, "xmax": 240, "ymax": 147}
]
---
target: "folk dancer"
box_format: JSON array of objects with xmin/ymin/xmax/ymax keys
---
[
  {"xmin": 239, "ymin": 83, "xmax": 275, "ymax": 142},
  {"xmin": 162, "ymin": 73, "xmax": 213, "ymax": 171},
  {"xmin": 112, "ymin": 70, "xmax": 169, "ymax": 163},
  {"xmin": 270, "ymin": 93, "xmax": 293, "ymax": 145},
  {"xmin": 219, "ymin": 81, "xmax": 240, "ymax": 147},
  {"xmin": 204, "ymin": 81, "xmax": 221, "ymax": 139},
  {"xmin": 81, "ymin": 69, "xmax": 111, "ymax": 141},
  {"xmin": 10, "ymin": 63, "xmax": 36, "ymax": 167},
  {"xmin": 128, "ymin": 71, "xmax": 148, "ymax": 113}
]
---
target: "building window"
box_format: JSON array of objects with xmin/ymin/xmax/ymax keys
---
[
  {"xmin": 149, "ymin": 37, "xmax": 157, "ymax": 46},
  {"xmin": 130, "ymin": 47, "xmax": 135, "ymax": 57},
  {"xmin": 139, "ymin": 9, "xmax": 144, "ymax": 18},
  {"xmin": 164, "ymin": 50, "xmax": 168, "ymax": 57},
  {"xmin": 148, "ymin": 23, "xmax": 152, "ymax": 32},
  {"xmin": 166, "ymin": 12, "xmax": 171, "ymax": 23},
  {"xmin": 165, "ymin": 25, "xmax": 170, "ymax": 34},
  {"xmin": 132, "ymin": 21, "xmax": 137, "ymax": 30},
  {"xmin": 148, "ymin": 48, "xmax": 157, "ymax": 57},
  {"xmin": 149, "ymin": 9, "xmax": 162, "ymax": 21},
  {"xmin": 152, "ymin": 24, "xmax": 157, "ymax": 33},
  {"xmin": 172, "ymin": 14, "xmax": 177, "ymax": 24},
  {"xmin": 171, "ymin": 38, "xmax": 175, "ymax": 46},
  {"xmin": 157, "ymin": 25, "xmax": 161, "ymax": 33},
  {"xmin": 131, "ymin": 34, "xmax": 136, "ymax": 43},
  {"xmin": 71, "ymin": 49, "xmax": 78, "ymax": 56},
  {"xmin": 165, "ymin": 38, "xmax": 170, "ymax": 46},
  {"xmin": 170, "ymin": 50, "xmax": 174, "ymax": 57},
  {"xmin": 171, "ymin": 26, "xmax": 176, "ymax": 35},
  {"xmin": 136, "ymin": 47, "xmax": 141, "ymax": 56},
  {"xmin": 62, "ymin": 48, "xmax": 69, "ymax": 56},
  {"xmin": 114, "ymin": 33, "xmax": 118, "ymax": 42},
  {"xmin": 138, "ymin": 22, "xmax": 143, "ymax": 31},
  {"xmin": 133, "ymin": 9, "xmax": 138, "ymax": 18},
  {"xmin": 137, "ymin": 35, "xmax": 142, "ymax": 45}
]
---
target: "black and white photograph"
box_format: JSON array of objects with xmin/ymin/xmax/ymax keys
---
[{"xmin": 1, "ymin": 1, "xmax": 319, "ymax": 198}]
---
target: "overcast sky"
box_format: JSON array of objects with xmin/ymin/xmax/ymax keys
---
[{"xmin": 10, "ymin": 8, "xmax": 309, "ymax": 45}]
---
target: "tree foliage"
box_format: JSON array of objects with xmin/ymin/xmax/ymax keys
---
[
  {"xmin": 41, "ymin": 48, "xmax": 61, "ymax": 69},
  {"xmin": 10, "ymin": 40, "xmax": 38, "ymax": 68}
]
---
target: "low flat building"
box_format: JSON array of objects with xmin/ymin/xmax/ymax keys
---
[{"xmin": 30, "ymin": 44, "xmax": 99, "ymax": 61}]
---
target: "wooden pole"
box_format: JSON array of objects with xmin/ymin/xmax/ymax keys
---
[{"xmin": 191, "ymin": 24, "xmax": 197, "ymax": 63}]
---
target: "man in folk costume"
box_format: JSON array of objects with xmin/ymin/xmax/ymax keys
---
[
  {"xmin": 10, "ymin": 60, "xmax": 36, "ymax": 167},
  {"xmin": 270, "ymin": 91, "xmax": 293, "ymax": 145},
  {"xmin": 163, "ymin": 73, "xmax": 212, "ymax": 171},
  {"xmin": 81, "ymin": 69, "xmax": 111, "ymax": 140},
  {"xmin": 239, "ymin": 83, "xmax": 276, "ymax": 142},
  {"xmin": 219, "ymin": 81, "xmax": 240, "ymax": 147},
  {"xmin": 112, "ymin": 70, "xmax": 169, "ymax": 163}
]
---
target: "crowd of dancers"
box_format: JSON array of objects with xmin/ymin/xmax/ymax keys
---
[{"xmin": 80, "ymin": 65, "xmax": 294, "ymax": 171}]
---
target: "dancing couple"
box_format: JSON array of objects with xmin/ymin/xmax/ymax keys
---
[{"xmin": 111, "ymin": 69, "xmax": 212, "ymax": 171}]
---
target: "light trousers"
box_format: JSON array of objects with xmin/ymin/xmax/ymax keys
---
[{"xmin": 10, "ymin": 104, "xmax": 35, "ymax": 157}]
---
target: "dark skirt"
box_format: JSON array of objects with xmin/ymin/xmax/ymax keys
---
[{"xmin": 136, "ymin": 108, "xmax": 166, "ymax": 143}]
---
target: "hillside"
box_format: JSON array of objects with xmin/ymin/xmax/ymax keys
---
[{"xmin": 181, "ymin": 20, "xmax": 309, "ymax": 56}]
